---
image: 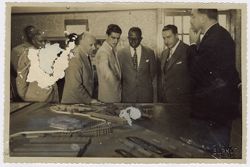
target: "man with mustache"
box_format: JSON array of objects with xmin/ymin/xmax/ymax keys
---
[{"xmin": 158, "ymin": 25, "xmax": 191, "ymax": 103}]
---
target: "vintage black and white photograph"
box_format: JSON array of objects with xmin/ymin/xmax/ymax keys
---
[{"xmin": 4, "ymin": 1, "xmax": 246, "ymax": 163}]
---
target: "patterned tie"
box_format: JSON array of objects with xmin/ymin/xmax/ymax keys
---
[
  {"xmin": 164, "ymin": 49, "xmax": 172, "ymax": 74},
  {"xmin": 112, "ymin": 48, "xmax": 118, "ymax": 63},
  {"xmin": 133, "ymin": 48, "xmax": 138, "ymax": 70},
  {"xmin": 112, "ymin": 48, "xmax": 116, "ymax": 58},
  {"xmin": 167, "ymin": 48, "xmax": 173, "ymax": 62}
]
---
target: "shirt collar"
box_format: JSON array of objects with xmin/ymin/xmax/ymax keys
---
[
  {"xmin": 130, "ymin": 44, "xmax": 141, "ymax": 52},
  {"xmin": 104, "ymin": 41, "xmax": 113, "ymax": 50},
  {"xmin": 169, "ymin": 39, "xmax": 180, "ymax": 54}
]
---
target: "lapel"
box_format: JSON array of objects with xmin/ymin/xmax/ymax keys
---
[
  {"xmin": 127, "ymin": 45, "xmax": 146, "ymax": 72},
  {"xmin": 113, "ymin": 49, "xmax": 121, "ymax": 78},
  {"xmin": 74, "ymin": 47, "xmax": 93, "ymax": 78},
  {"xmin": 166, "ymin": 41, "xmax": 183, "ymax": 71},
  {"xmin": 198, "ymin": 23, "xmax": 219, "ymax": 50},
  {"xmin": 161, "ymin": 48, "xmax": 170, "ymax": 72},
  {"xmin": 126, "ymin": 46, "xmax": 137, "ymax": 71},
  {"xmin": 111, "ymin": 48, "xmax": 121, "ymax": 79},
  {"xmin": 138, "ymin": 45, "xmax": 146, "ymax": 71},
  {"xmin": 103, "ymin": 41, "xmax": 121, "ymax": 79}
]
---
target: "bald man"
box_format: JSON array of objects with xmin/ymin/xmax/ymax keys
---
[{"xmin": 62, "ymin": 33, "xmax": 100, "ymax": 104}]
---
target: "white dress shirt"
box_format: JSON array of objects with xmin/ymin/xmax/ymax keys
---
[
  {"xmin": 130, "ymin": 45, "xmax": 142, "ymax": 68},
  {"xmin": 168, "ymin": 40, "xmax": 180, "ymax": 60},
  {"xmin": 105, "ymin": 41, "xmax": 119, "ymax": 65}
]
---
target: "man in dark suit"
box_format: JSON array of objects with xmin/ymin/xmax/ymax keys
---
[
  {"xmin": 118, "ymin": 27, "xmax": 157, "ymax": 103},
  {"xmin": 186, "ymin": 9, "xmax": 240, "ymax": 148},
  {"xmin": 189, "ymin": 9, "xmax": 240, "ymax": 124},
  {"xmin": 158, "ymin": 25, "xmax": 191, "ymax": 103}
]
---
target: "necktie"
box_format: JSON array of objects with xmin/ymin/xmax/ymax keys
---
[
  {"xmin": 132, "ymin": 48, "xmax": 138, "ymax": 70},
  {"xmin": 167, "ymin": 48, "xmax": 173, "ymax": 62},
  {"xmin": 112, "ymin": 48, "xmax": 116, "ymax": 59},
  {"xmin": 87, "ymin": 55, "xmax": 92, "ymax": 69},
  {"xmin": 112, "ymin": 48, "xmax": 119, "ymax": 64},
  {"xmin": 164, "ymin": 49, "xmax": 172, "ymax": 74}
]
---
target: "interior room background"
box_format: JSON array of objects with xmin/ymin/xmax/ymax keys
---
[{"xmin": 11, "ymin": 8, "xmax": 241, "ymax": 76}]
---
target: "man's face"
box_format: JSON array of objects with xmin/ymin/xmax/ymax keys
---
[
  {"xmin": 190, "ymin": 9, "xmax": 203, "ymax": 32},
  {"xmin": 128, "ymin": 31, "xmax": 142, "ymax": 49},
  {"xmin": 106, "ymin": 32, "xmax": 121, "ymax": 48},
  {"xmin": 80, "ymin": 36, "xmax": 96, "ymax": 55},
  {"xmin": 30, "ymin": 28, "xmax": 45, "ymax": 49},
  {"xmin": 162, "ymin": 30, "xmax": 178, "ymax": 49},
  {"xmin": 96, "ymin": 44, "xmax": 101, "ymax": 49}
]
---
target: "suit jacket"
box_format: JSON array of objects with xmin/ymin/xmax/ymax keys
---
[
  {"xmin": 95, "ymin": 41, "xmax": 121, "ymax": 103},
  {"xmin": 15, "ymin": 45, "xmax": 59, "ymax": 102},
  {"xmin": 118, "ymin": 45, "xmax": 157, "ymax": 103},
  {"xmin": 158, "ymin": 41, "xmax": 191, "ymax": 103},
  {"xmin": 61, "ymin": 47, "xmax": 94, "ymax": 104},
  {"xmin": 188, "ymin": 23, "xmax": 240, "ymax": 123},
  {"xmin": 11, "ymin": 42, "xmax": 33, "ymax": 101},
  {"xmin": 11, "ymin": 42, "xmax": 33, "ymax": 74}
]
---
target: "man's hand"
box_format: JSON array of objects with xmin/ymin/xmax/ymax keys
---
[{"xmin": 189, "ymin": 28, "xmax": 201, "ymax": 44}]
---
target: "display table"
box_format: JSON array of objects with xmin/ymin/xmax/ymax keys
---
[{"xmin": 8, "ymin": 102, "xmax": 239, "ymax": 158}]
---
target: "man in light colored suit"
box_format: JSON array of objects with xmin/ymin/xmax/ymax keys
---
[
  {"xmin": 118, "ymin": 27, "xmax": 157, "ymax": 103},
  {"xmin": 95, "ymin": 24, "xmax": 122, "ymax": 103},
  {"xmin": 62, "ymin": 33, "xmax": 100, "ymax": 104},
  {"xmin": 158, "ymin": 25, "xmax": 191, "ymax": 103}
]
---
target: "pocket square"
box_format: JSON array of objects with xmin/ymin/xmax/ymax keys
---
[
  {"xmin": 146, "ymin": 59, "xmax": 149, "ymax": 62},
  {"xmin": 176, "ymin": 61, "xmax": 182, "ymax": 64}
]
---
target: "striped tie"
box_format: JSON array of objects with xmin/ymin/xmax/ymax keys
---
[
  {"xmin": 167, "ymin": 48, "xmax": 173, "ymax": 62},
  {"xmin": 87, "ymin": 55, "xmax": 92, "ymax": 69},
  {"xmin": 133, "ymin": 48, "xmax": 138, "ymax": 70}
]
